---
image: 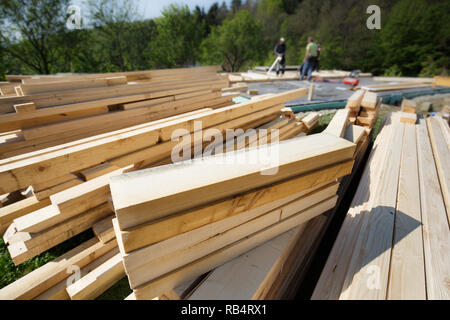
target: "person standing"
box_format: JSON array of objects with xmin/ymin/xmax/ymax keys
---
[
  {"xmin": 315, "ymin": 43, "xmax": 322, "ymax": 72},
  {"xmin": 300, "ymin": 36, "xmax": 318, "ymax": 81},
  {"xmin": 274, "ymin": 38, "xmax": 286, "ymax": 76}
]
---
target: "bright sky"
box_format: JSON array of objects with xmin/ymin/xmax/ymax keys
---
[{"xmin": 72, "ymin": 0, "xmax": 233, "ymax": 20}]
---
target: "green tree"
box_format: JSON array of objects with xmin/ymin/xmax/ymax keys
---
[
  {"xmin": 0, "ymin": 0, "xmax": 74, "ymax": 74},
  {"xmin": 148, "ymin": 5, "xmax": 205, "ymax": 68},
  {"xmin": 201, "ymin": 10, "xmax": 265, "ymax": 72},
  {"xmin": 380, "ymin": 0, "xmax": 450, "ymax": 76},
  {"xmin": 87, "ymin": 0, "xmax": 145, "ymax": 71}
]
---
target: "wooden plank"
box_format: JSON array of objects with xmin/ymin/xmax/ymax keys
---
[
  {"xmin": 416, "ymin": 118, "xmax": 450, "ymax": 299},
  {"xmin": 324, "ymin": 109, "xmax": 350, "ymax": 137},
  {"xmin": 118, "ymin": 166, "xmax": 344, "ymax": 255},
  {"xmin": 346, "ymin": 89, "xmax": 365, "ymax": 111},
  {"xmin": 66, "ymin": 253, "xmax": 125, "ymax": 300},
  {"xmin": 401, "ymin": 99, "xmax": 417, "ymax": 114},
  {"xmin": 362, "ymin": 83, "xmax": 431, "ymax": 92},
  {"xmin": 20, "ymin": 91, "xmax": 222, "ymax": 141},
  {"xmin": 120, "ymin": 96, "xmax": 174, "ymax": 110},
  {"xmin": 14, "ymin": 166, "xmax": 130, "ymax": 234},
  {"xmin": 35, "ymin": 247, "xmax": 120, "ymax": 300},
  {"xmin": 14, "ymin": 102, "xmax": 36, "ymax": 114},
  {"xmin": 387, "ymin": 123, "xmax": 426, "ymax": 299},
  {"xmin": 125, "ymin": 192, "xmax": 337, "ymax": 289},
  {"xmin": 0, "ymin": 196, "xmax": 51, "ymax": 235},
  {"xmin": 8, "ymin": 203, "xmax": 113, "ymax": 265},
  {"xmin": 79, "ymin": 162, "xmax": 120, "ymax": 181},
  {"xmin": 0, "ymin": 108, "xmax": 212, "ymax": 166},
  {"xmin": 131, "ymin": 197, "xmax": 337, "ymax": 300},
  {"xmin": 20, "ymin": 76, "xmax": 127, "ymax": 95},
  {"xmin": 0, "ymin": 88, "xmax": 307, "ymax": 194},
  {"xmin": 0, "ymin": 237, "xmax": 117, "ymax": 299},
  {"xmin": 121, "ymin": 183, "xmax": 339, "ymax": 278},
  {"xmin": 400, "ymin": 112, "xmax": 417, "ymax": 124},
  {"xmin": 188, "ymin": 229, "xmax": 300, "ymax": 300},
  {"xmin": 111, "ymin": 133, "xmax": 354, "ymax": 230},
  {"xmin": 426, "ymin": 116, "xmax": 450, "ymax": 222},
  {"xmin": 360, "ymin": 91, "xmax": 378, "ymax": 109},
  {"xmin": 93, "ymin": 215, "xmax": 116, "ymax": 244},
  {"xmin": 312, "ymin": 114, "xmax": 396, "ymax": 299},
  {"xmin": 301, "ymin": 112, "xmax": 319, "ymax": 130},
  {"xmin": 0, "ymin": 77, "xmax": 227, "ymax": 114},
  {"xmin": 339, "ymin": 122, "xmax": 404, "ymax": 300},
  {"xmin": 33, "ymin": 175, "xmax": 84, "ymax": 201}
]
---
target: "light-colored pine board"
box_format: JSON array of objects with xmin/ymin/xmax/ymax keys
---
[
  {"xmin": 426, "ymin": 116, "xmax": 450, "ymax": 223},
  {"xmin": 124, "ymin": 188, "xmax": 339, "ymax": 289},
  {"xmin": 360, "ymin": 91, "xmax": 378, "ymax": 109},
  {"xmin": 324, "ymin": 109, "xmax": 350, "ymax": 137},
  {"xmin": 401, "ymin": 99, "xmax": 417, "ymax": 114},
  {"xmin": 416, "ymin": 118, "xmax": 450, "ymax": 300},
  {"xmin": 35, "ymin": 247, "xmax": 120, "ymax": 300},
  {"xmin": 345, "ymin": 89, "xmax": 365, "ymax": 111},
  {"xmin": 400, "ymin": 112, "xmax": 417, "ymax": 124},
  {"xmin": 93, "ymin": 215, "xmax": 116, "ymax": 244},
  {"xmin": 188, "ymin": 229, "xmax": 300, "ymax": 300},
  {"xmin": 132, "ymin": 197, "xmax": 337, "ymax": 300},
  {"xmin": 387, "ymin": 124, "xmax": 426, "ymax": 299},
  {"xmin": 66, "ymin": 253, "xmax": 125, "ymax": 300},
  {"xmin": 312, "ymin": 114, "xmax": 396, "ymax": 299},
  {"xmin": 121, "ymin": 182, "xmax": 337, "ymax": 273},
  {"xmin": 111, "ymin": 133, "xmax": 354, "ymax": 230},
  {"xmin": 8, "ymin": 203, "xmax": 113, "ymax": 265},
  {"xmin": 339, "ymin": 122, "xmax": 404, "ymax": 300}
]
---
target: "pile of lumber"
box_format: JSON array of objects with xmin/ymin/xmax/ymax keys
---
[
  {"xmin": 360, "ymin": 82, "xmax": 431, "ymax": 92},
  {"xmin": 169, "ymin": 108, "xmax": 372, "ymax": 300},
  {"xmin": 312, "ymin": 112, "xmax": 449, "ymax": 300},
  {"xmin": 124, "ymin": 107, "xmax": 373, "ymax": 301},
  {"xmin": 346, "ymin": 89, "xmax": 381, "ymax": 130},
  {"xmin": 109, "ymin": 104, "xmax": 359, "ymax": 299},
  {"xmin": 0, "ymin": 86, "xmax": 309, "ymax": 300},
  {"xmin": 0, "ymin": 66, "xmax": 234, "ymax": 159}
]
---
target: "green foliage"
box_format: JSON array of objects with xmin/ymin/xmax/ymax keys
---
[
  {"xmin": 200, "ymin": 10, "xmax": 265, "ymax": 72},
  {"xmin": 0, "ymin": 0, "xmax": 74, "ymax": 74},
  {"xmin": 148, "ymin": 5, "xmax": 205, "ymax": 68},
  {"xmin": 0, "ymin": 0, "xmax": 448, "ymax": 82}
]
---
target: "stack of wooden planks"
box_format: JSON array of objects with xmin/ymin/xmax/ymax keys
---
[
  {"xmin": 0, "ymin": 67, "xmax": 239, "ymax": 159},
  {"xmin": 312, "ymin": 112, "xmax": 450, "ymax": 300},
  {"xmin": 360, "ymin": 82, "xmax": 432, "ymax": 92},
  {"xmin": 346, "ymin": 89, "xmax": 381, "ymax": 130},
  {"xmin": 109, "ymin": 104, "xmax": 358, "ymax": 299},
  {"xmin": 172, "ymin": 109, "xmax": 373, "ymax": 300},
  {"xmin": 0, "ymin": 86, "xmax": 309, "ymax": 300}
]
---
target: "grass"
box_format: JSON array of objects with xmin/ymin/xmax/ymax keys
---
[{"xmin": 0, "ymin": 229, "xmax": 94, "ymax": 290}]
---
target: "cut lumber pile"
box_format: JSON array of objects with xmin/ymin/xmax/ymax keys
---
[
  {"xmin": 345, "ymin": 90, "xmax": 381, "ymax": 130},
  {"xmin": 0, "ymin": 67, "xmax": 237, "ymax": 159},
  {"xmin": 109, "ymin": 111, "xmax": 357, "ymax": 299},
  {"xmin": 312, "ymin": 113, "xmax": 450, "ymax": 300},
  {"xmin": 164, "ymin": 108, "xmax": 372, "ymax": 300},
  {"xmin": 0, "ymin": 87, "xmax": 309, "ymax": 300},
  {"xmin": 0, "ymin": 88, "xmax": 307, "ymax": 266}
]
